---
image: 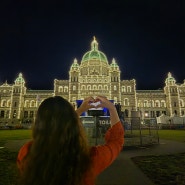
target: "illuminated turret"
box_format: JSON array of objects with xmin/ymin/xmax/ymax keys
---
[
  {"xmin": 14, "ymin": 73, "xmax": 25, "ymax": 86},
  {"xmin": 165, "ymin": 72, "xmax": 176, "ymax": 86}
]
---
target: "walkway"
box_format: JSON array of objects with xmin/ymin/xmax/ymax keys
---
[{"xmin": 96, "ymin": 139, "xmax": 185, "ymax": 185}]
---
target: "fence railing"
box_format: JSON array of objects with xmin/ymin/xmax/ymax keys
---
[{"xmin": 80, "ymin": 116, "xmax": 159, "ymax": 147}]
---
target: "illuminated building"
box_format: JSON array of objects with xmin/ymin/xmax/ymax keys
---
[{"xmin": 0, "ymin": 37, "xmax": 185, "ymax": 125}]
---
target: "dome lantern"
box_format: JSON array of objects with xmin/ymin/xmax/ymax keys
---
[
  {"xmin": 14, "ymin": 73, "xmax": 25, "ymax": 85},
  {"xmin": 81, "ymin": 37, "xmax": 108, "ymax": 64},
  {"xmin": 91, "ymin": 36, "xmax": 98, "ymax": 51},
  {"xmin": 165, "ymin": 72, "xmax": 176, "ymax": 86},
  {"xmin": 70, "ymin": 58, "xmax": 80, "ymax": 71},
  {"xmin": 110, "ymin": 58, "xmax": 120, "ymax": 70}
]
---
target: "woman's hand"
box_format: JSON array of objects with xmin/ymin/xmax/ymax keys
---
[
  {"xmin": 76, "ymin": 96, "xmax": 120, "ymax": 126},
  {"xmin": 95, "ymin": 96, "xmax": 115, "ymax": 110},
  {"xmin": 76, "ymin": 97, "xmax": 95, "ymax": 116}
]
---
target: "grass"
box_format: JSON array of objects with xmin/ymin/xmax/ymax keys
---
[
  {"xmin": 158, "ymin": 129, "xmax": 185, "ymax": 142},
  {"xmin": 124, "ymin": 129, "xmax": 185, "ymax": 142},
  {"xmin": 0, "ymin": 129, "xmax": 31, "ymax": 185},
  {"xmin": 131, "ymin": 129, "xmax": 185, "ymax": 185},
  {"xmin": 0, "ymin": 129, "xmax": 32, "ymax": 140},
  {"xmin": 0, "ymin": 129, "xmax": 31, "ymax": 146},
  {"xmin": 0, "ymin": 148, "xmax": 18, "ymax": 185},
  {"xmin": 0, "ymin": 129, "xmax": 185, "ymax": 185},
  {"xmin": 132, "ymin": 153, "xmax": 185, "ymax": 185}
]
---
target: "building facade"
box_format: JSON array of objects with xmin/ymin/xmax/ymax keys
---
[{"xmin": 0, "ymin": 37, "xmax": 185, "ymax": 125}]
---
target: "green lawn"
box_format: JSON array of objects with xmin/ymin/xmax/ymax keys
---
[
  {"xmin": 0, "ymin": 129, "xmax": 32, "ymax": 146},
  {"xmin": 131, "ymin": 129, "xmax": 185, "ymax": 185},
  {"xmin": 0, "ymin": 129, "xmax": 32, "ymax": 140},
  {"xmin": 158, "ymin": 129, "xmax": 185, "ymax": 142},
  {"xmin": 132, "ymin": 152, "xmax": 185, "ymax": 185},
  {"xmin": 0, "ymin": 129, "xmax": 32, "ymax": 185}
]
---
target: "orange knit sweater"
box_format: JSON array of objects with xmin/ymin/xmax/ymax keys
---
[{"xmin": 17, "ymin": 121, "xmax": 124, "ymax": 185}]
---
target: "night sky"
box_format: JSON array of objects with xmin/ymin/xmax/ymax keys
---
[{"xmin": 0, "ymin": 0, "xmax": 184, "ymax": 90}]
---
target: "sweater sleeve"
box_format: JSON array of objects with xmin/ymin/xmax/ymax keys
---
[
  {"xmin": 90, "ymin": 121, "xmax": 124, "ymax": 176},
  {"xmin": 17, "ymin": 141, "xmax": 32, "ymax": 171}
]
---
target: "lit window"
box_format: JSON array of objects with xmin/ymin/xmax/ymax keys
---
[
  {"xmin": 124, "ymin": 98, "xmax": 129, "ymax": 106},
  {"xmin": 87, "ymin": 85, "xmax": 91, "ymax": 90},
  {"xmin": 24, "ymin": 101, "xmax": 29, "ymax": 108},
  {"xmin": 98, "ymin": 85, "xmax": 102, "ymax": 90},
  {"xmin": 81, "ymin": 85, "xmax": 85, "ymax": 90},
  {"xmin": 93, "ymin": 85, "xmax": 97, "ymax": 90},
  {"xmin": 30, "ymin": 100, "xmax": 35, "ymax": 107},
  {"xmin": 155, "ymin": 100, "xmax": 160, "ymax": 107},
  {"xmin": 64, "ymin": 86, "xmax": 68, "ymax": 92},
  {"xmin": 59, "ymin": 86, "xmax": 63, "ymax": 92},
  {"xmin": 30, "ymin": 111, "xmax": 34, "ymax": 118},
  {"xmin": 73, "ymin": 85, "xmax": 76, "ymax": 91},
  {"xmin": 24, "ymin": 111, "xmax": 28, "ymax": 118},
  {"xmin": 127, "ymin": 86, "xmax": 131, "ymax": 92},
  {"xmin": 144, "ymin": 100, "xmax": 148, "ymax": 107},
  {"xmin": 121, "ymin": 86, "xmax": 126, "ymax": 92},
  {"xmin": 104, "ymin": 85, "xmax": 108, "ymax": 90}
]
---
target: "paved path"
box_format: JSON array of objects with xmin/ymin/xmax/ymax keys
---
[
  {"xmin": 96, "ymin": 139, "xmax": 185, "ymax": 185},
  {"xmin": 3, "ymin": 139, "xmax": 185, "ymax": 185}
]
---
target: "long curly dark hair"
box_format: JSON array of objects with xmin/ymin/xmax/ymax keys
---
[{"xmin": 19, "ymin": 96, "xmax": 92, "ymax": 185}]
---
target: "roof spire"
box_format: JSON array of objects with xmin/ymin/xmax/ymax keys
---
[{"xmin": 91, "ymin": 36, "xmax": 98, "ymax": 51}]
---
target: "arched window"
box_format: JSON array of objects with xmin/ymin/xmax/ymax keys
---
[
  {"xmin": 1, "ymin": 99, "xmax": 6, "ymax": 107},
  {"xmin": 64, "ymin": 86, "xmax": 68, "ymax": 92},
  {"xmin": 87, "ymin": 85, "xmax": 91, "ymax": 90},
  {"xmin": 161, "ymin": 100, "xmax": 166, "ymax": 107},
  {"xmin": 24, "ymin": 111, "xmax": 28, "ymax": 118},
  {"xmin": 180, "ymin": 99, "xmax": 184, "ymax": 107},
  {"xmin": 114, "ymin": 85, "xmax": 117, "ymax": 91},
  {"xmin": 93, "ymin": 85, "xmax": 97, "ymax": 90},
  {"xmin": 73, "ymin": 85, "xmax": 76, "ymax": 91},
  {"xmin": 155, "ymin": 100, "xmax": 160, "ymax": 107},
  {"xmin": 81, "ymin": 85, "xmax": 85, "ymax": 90},
  {"xmin": 121, "ymin": 86, "xmax": 126, "ymax": 92},
  {"xmin": 104, "ymin": 85, "xmax": 108, "ymax": 90},
  {"xmin": 124, "ymin": 98, "xmax": 129, "ymax": 106},
  {"xmin": 144, "ymin": 100, "xmax": 148, "ymax": 107},
  {"xmin": 6, "ymin": 100, "xmax": 11, "ymax": 107},
  {"xmin": 30, "ymin": 100, "xmax": 35, "ymax": 107},
  {"xmin": 24, "ymin": 100, "xmax": 29, "ymax": 108},
  {"xmin": 59, "ymin": 86, "xmax": 63, "ymax": 92},
  {"xmin": 151, "ymin": 100, "xmax": 154, "ymax": 107},
  {"xmin": 30, "ymin": 111, "xmax": 34, "ymax": 118},
  {"xmin": 98, "ymin": 85, "xmax": 102, "ymax": 90},
  {"xmin": 127, "ymin": 86, "xmax": 131, "ymax": 92}
]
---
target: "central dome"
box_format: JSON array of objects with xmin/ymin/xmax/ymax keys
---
[{"xmin": 81, "ymin": 37, "xmax": 108, "ymax": 63}]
